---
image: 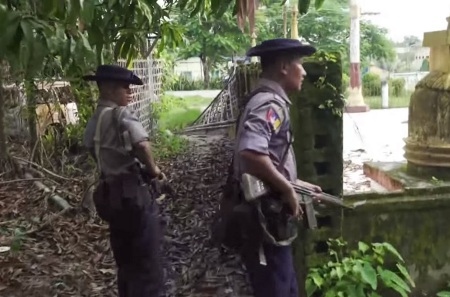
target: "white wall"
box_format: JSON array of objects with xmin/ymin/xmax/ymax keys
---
[{"xmin": 174, "ymin": 57, "xmax": 203, "ymax": 80}]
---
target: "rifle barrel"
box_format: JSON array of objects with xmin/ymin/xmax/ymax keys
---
[{"xmin": 291, "ymin": 183, "xmax": 351, "ymax": 208}]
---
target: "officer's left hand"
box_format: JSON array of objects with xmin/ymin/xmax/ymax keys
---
[
  {"xmin": 296, "ymin": 179, "xmax": 322, "ymax": 192},
  {"xmin": 296, "ymin": 179, "xmax": 322, "ymax": 202}
]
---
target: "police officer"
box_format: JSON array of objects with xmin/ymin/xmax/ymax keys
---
[
  {"xmin": 234, "ymin": 39, "xmax": 322, "ymax": 297},
  {"xmin": 83, "ymin": 65, "xmax": 165, "ymax": 297}
]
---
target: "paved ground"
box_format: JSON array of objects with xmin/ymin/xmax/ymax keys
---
[
  {"xmin": 342, "ymin": 108, "xmax": 408, "ymax": 193},
  {"xmin": 344, "ymin": 107, "xmax": 408, "ymax": 162}
]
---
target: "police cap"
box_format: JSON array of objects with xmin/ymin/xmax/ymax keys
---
[{"xmin": 246, "ymin": 38, "xmax": 316, "ymax": 58}]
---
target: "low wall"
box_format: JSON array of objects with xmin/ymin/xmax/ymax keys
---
[{"xmin": 295, "ymin": 188, "xmax": 450, "ymax": 295}]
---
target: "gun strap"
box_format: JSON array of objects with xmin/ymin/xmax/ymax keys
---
[{"xmin": 94, "ymin": 107, "xmax": 114, "ymax": 174}]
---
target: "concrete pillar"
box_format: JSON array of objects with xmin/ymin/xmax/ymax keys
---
[{"xmin": 346, "ymin": 0, "xmax": 369, "ymax": 113}]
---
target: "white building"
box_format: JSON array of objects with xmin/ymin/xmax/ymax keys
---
[{"xmin": 173, "ymin": 57, "xmax": 203, "ymax": 80}]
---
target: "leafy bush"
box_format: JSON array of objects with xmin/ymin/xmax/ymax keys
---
[
  {"xmin": 362, "ymin": 73, "xmax": 382, "ymax": 97},
  {"xmin": 362, "ymin": 73, "xmax": 407, "ymax": 98},
  {"xmin": 342, "ymin": 72, "xmax": 349, "ymax": 91},
  {"xmin": 166, "ymin": 75, "xmax": 223, "ymax": 91},
  {"xmin": 390, "ymin": 78, "xmax": 406, "ymax": 97},
  {"xmin": 152, "ymin": 130, "xmax": 189, "ymax": 160},
  {"xmin": 306, "ymin": 238, "xmax": 415, "ymax": 297}
]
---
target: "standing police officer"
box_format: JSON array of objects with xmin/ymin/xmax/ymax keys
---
[
  {"xmin": 83, "ymin": 65, "xmax": 165, "ymax": 297},
  {"xmin": 234, "ymin": 39, "xmax": 322, "ymax": 297}
]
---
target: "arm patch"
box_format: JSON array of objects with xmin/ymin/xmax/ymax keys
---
[{"xmin": 266, "ymin": 104, "xmax": 285, "ymax": 133}]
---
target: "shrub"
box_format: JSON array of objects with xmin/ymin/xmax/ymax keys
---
[
  {"xmin": 389, "ymin": 78, "xmax": 406, "ymax": 97},
  {"xmin": 307, "ymin": 238, "xmax": 415, "ymax": 297},
  {"xmin": 362, "ymin": 73, "xmax": 381, "ymax": 97},
  {"xmin": 165, "ymin": 75, "xmax": 224, "ymax": 91},
  {"xmin": 342, "ymin": 72, "xmax": 349, "ymax": 91}
]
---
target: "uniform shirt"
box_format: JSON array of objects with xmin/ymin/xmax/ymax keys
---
[
  {"xmin": 235, "ymin": 78, "xmax": 297, "ymax": 182},
  {"xmin": 83, "ymin": 99, "xmax": 148, "ymax": 177}
]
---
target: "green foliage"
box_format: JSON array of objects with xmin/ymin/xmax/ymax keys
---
[
  {"xmin": 149, "ymin": 94, "xmax": 213, "ymax": 159},
  {"xmin": 303, "ymin": 51, "xmax": 345, "ymax": 117},
  {"xmin": 390, "ymin": 78, "xmax": 406, "ymax": 97},
  {"xmin": 306, "ymin": 238, "xmax": 415, "ymax": 297},
  {"xmin": 152, "ymin": 130, "xmax": 189, "ymax": 160},
  {"xmin": 152, "ymin": 94, "xmax": 210, "ymax": 131},
  {"xmin": 362, "ymin": 73, "xmax": 382, "ymax": 97},
  {"xmin": 256, "ymin": 0, "xmax": 395, "ymax": 75},
  {"xmin": 362, "ymin": 74, "xmax": 407, "ymax": 98},
  {"xmin": 342, "ymin": 72, "xmax": 349, "ymax": 93},
  {"xmin": 171, "ymin": 6, "xmax": 246, "ymax": 86},
  {"xmin": 166, "ymin": 76, "xmax": 223, "ymax": 91}
]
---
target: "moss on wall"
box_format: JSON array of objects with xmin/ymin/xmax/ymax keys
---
[{"xmin": 297, "ymin": 190, "xmax": 450, "ymax": 296}]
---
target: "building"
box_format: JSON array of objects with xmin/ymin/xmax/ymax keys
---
[{"xmin": 394, "ymin": 46, "xmax": 430, "ymax": 71}]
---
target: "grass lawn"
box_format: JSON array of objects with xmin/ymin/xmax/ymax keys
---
[
  {"xmin": 364, "ymin": 94, "xmax": 412, "ymax": 109},
  {"xmin": 157, "ymin": 95, "xmax": 213, "ymax": 131}
]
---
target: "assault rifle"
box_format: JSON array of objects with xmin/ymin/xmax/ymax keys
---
[{"xmin": 241, "ymin": 173, "xmax": 354, "ymax": 230}]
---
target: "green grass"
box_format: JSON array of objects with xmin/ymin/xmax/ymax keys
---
[
  {"xmin": 156, "ymin": 95, "xmax": 212, "ymax": 131},
  {"xmin": 364, "ymin": 94, "xmax": 412, "ymax": 109}
]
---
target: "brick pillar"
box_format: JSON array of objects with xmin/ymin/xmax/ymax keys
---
[{"xmin": 290, "ymin": 52, "xmax": 344, "ymax": 295}]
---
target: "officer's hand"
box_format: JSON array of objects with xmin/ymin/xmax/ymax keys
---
[
  {"xmin": 296, "ymin": 179, "xmax": 322, "ymax": 193},
  {"xmin": 296, "ymin": 179, "xmax": 322, "ymax": 203},
  {"xmin": 283, "ymin": 188, "xmax": 303, "ymax": 218},
  {"xmin": 157, "ymin": 172, "xmax": 167, "ymax": 182}
]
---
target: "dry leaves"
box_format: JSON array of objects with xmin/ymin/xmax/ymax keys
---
[{"xmin": 0, "ymin": 135, "xmax": 252, "ymax": 297}]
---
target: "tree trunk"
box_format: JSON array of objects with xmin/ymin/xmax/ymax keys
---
[
  {"xmin": 25, "ymin": 79, "xmax": 38, "ymax": 154},
  {"xmin": 201, "ymin": 56, "xmax": 210, "ymax": 89},
  {"xmin": 0, "ymin": 76, "xmax": 6, "ymax": 162}
]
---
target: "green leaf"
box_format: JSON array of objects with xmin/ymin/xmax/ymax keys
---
[
  {"xmin": 298, "ymin": 0, "xmax": 312, "ymax": 15},
  {"xmin": 81, "ymin": 0, "xmax": 95, "ymax": 24},
  {"xmin": 1, "ymin": 12, "xmax": 21, "ymax": 49},
  {"xmin": 376, "ymin": 242, "xmax": 404, "ymax": 262},
  {"xmin": 378, "ymin": 268, "xmax": 411, "ymax": 296},
  {"xmin": 358, "ymin": 241, "xmax": 370, "ymax": 254},
  {"xmin": 360, "ymin": 262, "xmax": 377, "ymax": 290},
  {"xmin": 41, "ymin": 0, "xmax": 58, "ymax": 17},
  {"xmin": 305, "ymin": 278, "xmax": 317, "ymax": 297},
  {"xmin": 437, "ymin": 292, "xmax": 450, "ymax": 297},
  {"xmin": 396, "ymin": 263, "xmax": 415, "ymax": 288},
  {"xmin": 314, "ymin": 0, "xmax": 326, "ymax": 10},
  {"xmin": 311, "ymin": 273, "xmax": 324, "ymax": 287}
]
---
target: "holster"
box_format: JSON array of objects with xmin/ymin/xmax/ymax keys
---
[
  {"xmin": 258, "ymin": 195, "xmax": 299, "ymax": 246},
  {"xmin": 93, "ymin": 173, "xmax": 151, "ymax": 223},
  {"xmin": 211, "ymin": 178, "xmax": 263, "ymax": 252}
]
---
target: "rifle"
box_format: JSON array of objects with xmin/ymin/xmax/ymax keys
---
[{"xmin": 241, "ymin": 173, "xmax": 354, "ymax": 230}]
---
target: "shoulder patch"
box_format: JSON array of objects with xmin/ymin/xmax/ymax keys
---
[{"xmin": 266, "ymin": 104, "xmax": 285, "ymax": 133}]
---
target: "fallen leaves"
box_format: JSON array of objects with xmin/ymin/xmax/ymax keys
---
[{"xmin": 0, "ymin": 134, "xmax": 252, "ymax": 297}]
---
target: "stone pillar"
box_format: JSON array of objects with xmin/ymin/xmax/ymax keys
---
[
  {"xmin": 290, "ymin": 52, "xmax": 344, "ymax": 296},
  {"xmin": 404, "ymin": 16, "xmax": 450, "ymax": 179},
  {"xmin": 346, "ymin": 0, "xmax": 369, "ymax": 113}
]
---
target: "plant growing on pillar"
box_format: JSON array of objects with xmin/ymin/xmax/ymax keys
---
[
  {"xmin": 304, "ymin": 51, "xmax": 346, "ymax": 117},
  {"xmin": 306, "ymin": 238, "xmax": 415, "ymax": 297}
]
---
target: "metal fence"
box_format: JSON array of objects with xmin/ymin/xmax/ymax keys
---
[
  {"xmin": 3, "ymin": 56, "xmax": 163, "ymax": 139},
  {"xmin": 390, "ymin": 71, "xmax": 428, "ymax": 91},
  {"xmin": 118, "ymin": 56, "xmax": 163, "ymax": 133}
]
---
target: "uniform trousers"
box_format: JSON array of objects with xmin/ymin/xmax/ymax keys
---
[
  {"xmin": 94, "ymin": 174, "xmax": 164, "ymax": 297},
  {"xmin": 241, "ymin": 244, "xmax": 298, "ymax": 297}
]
